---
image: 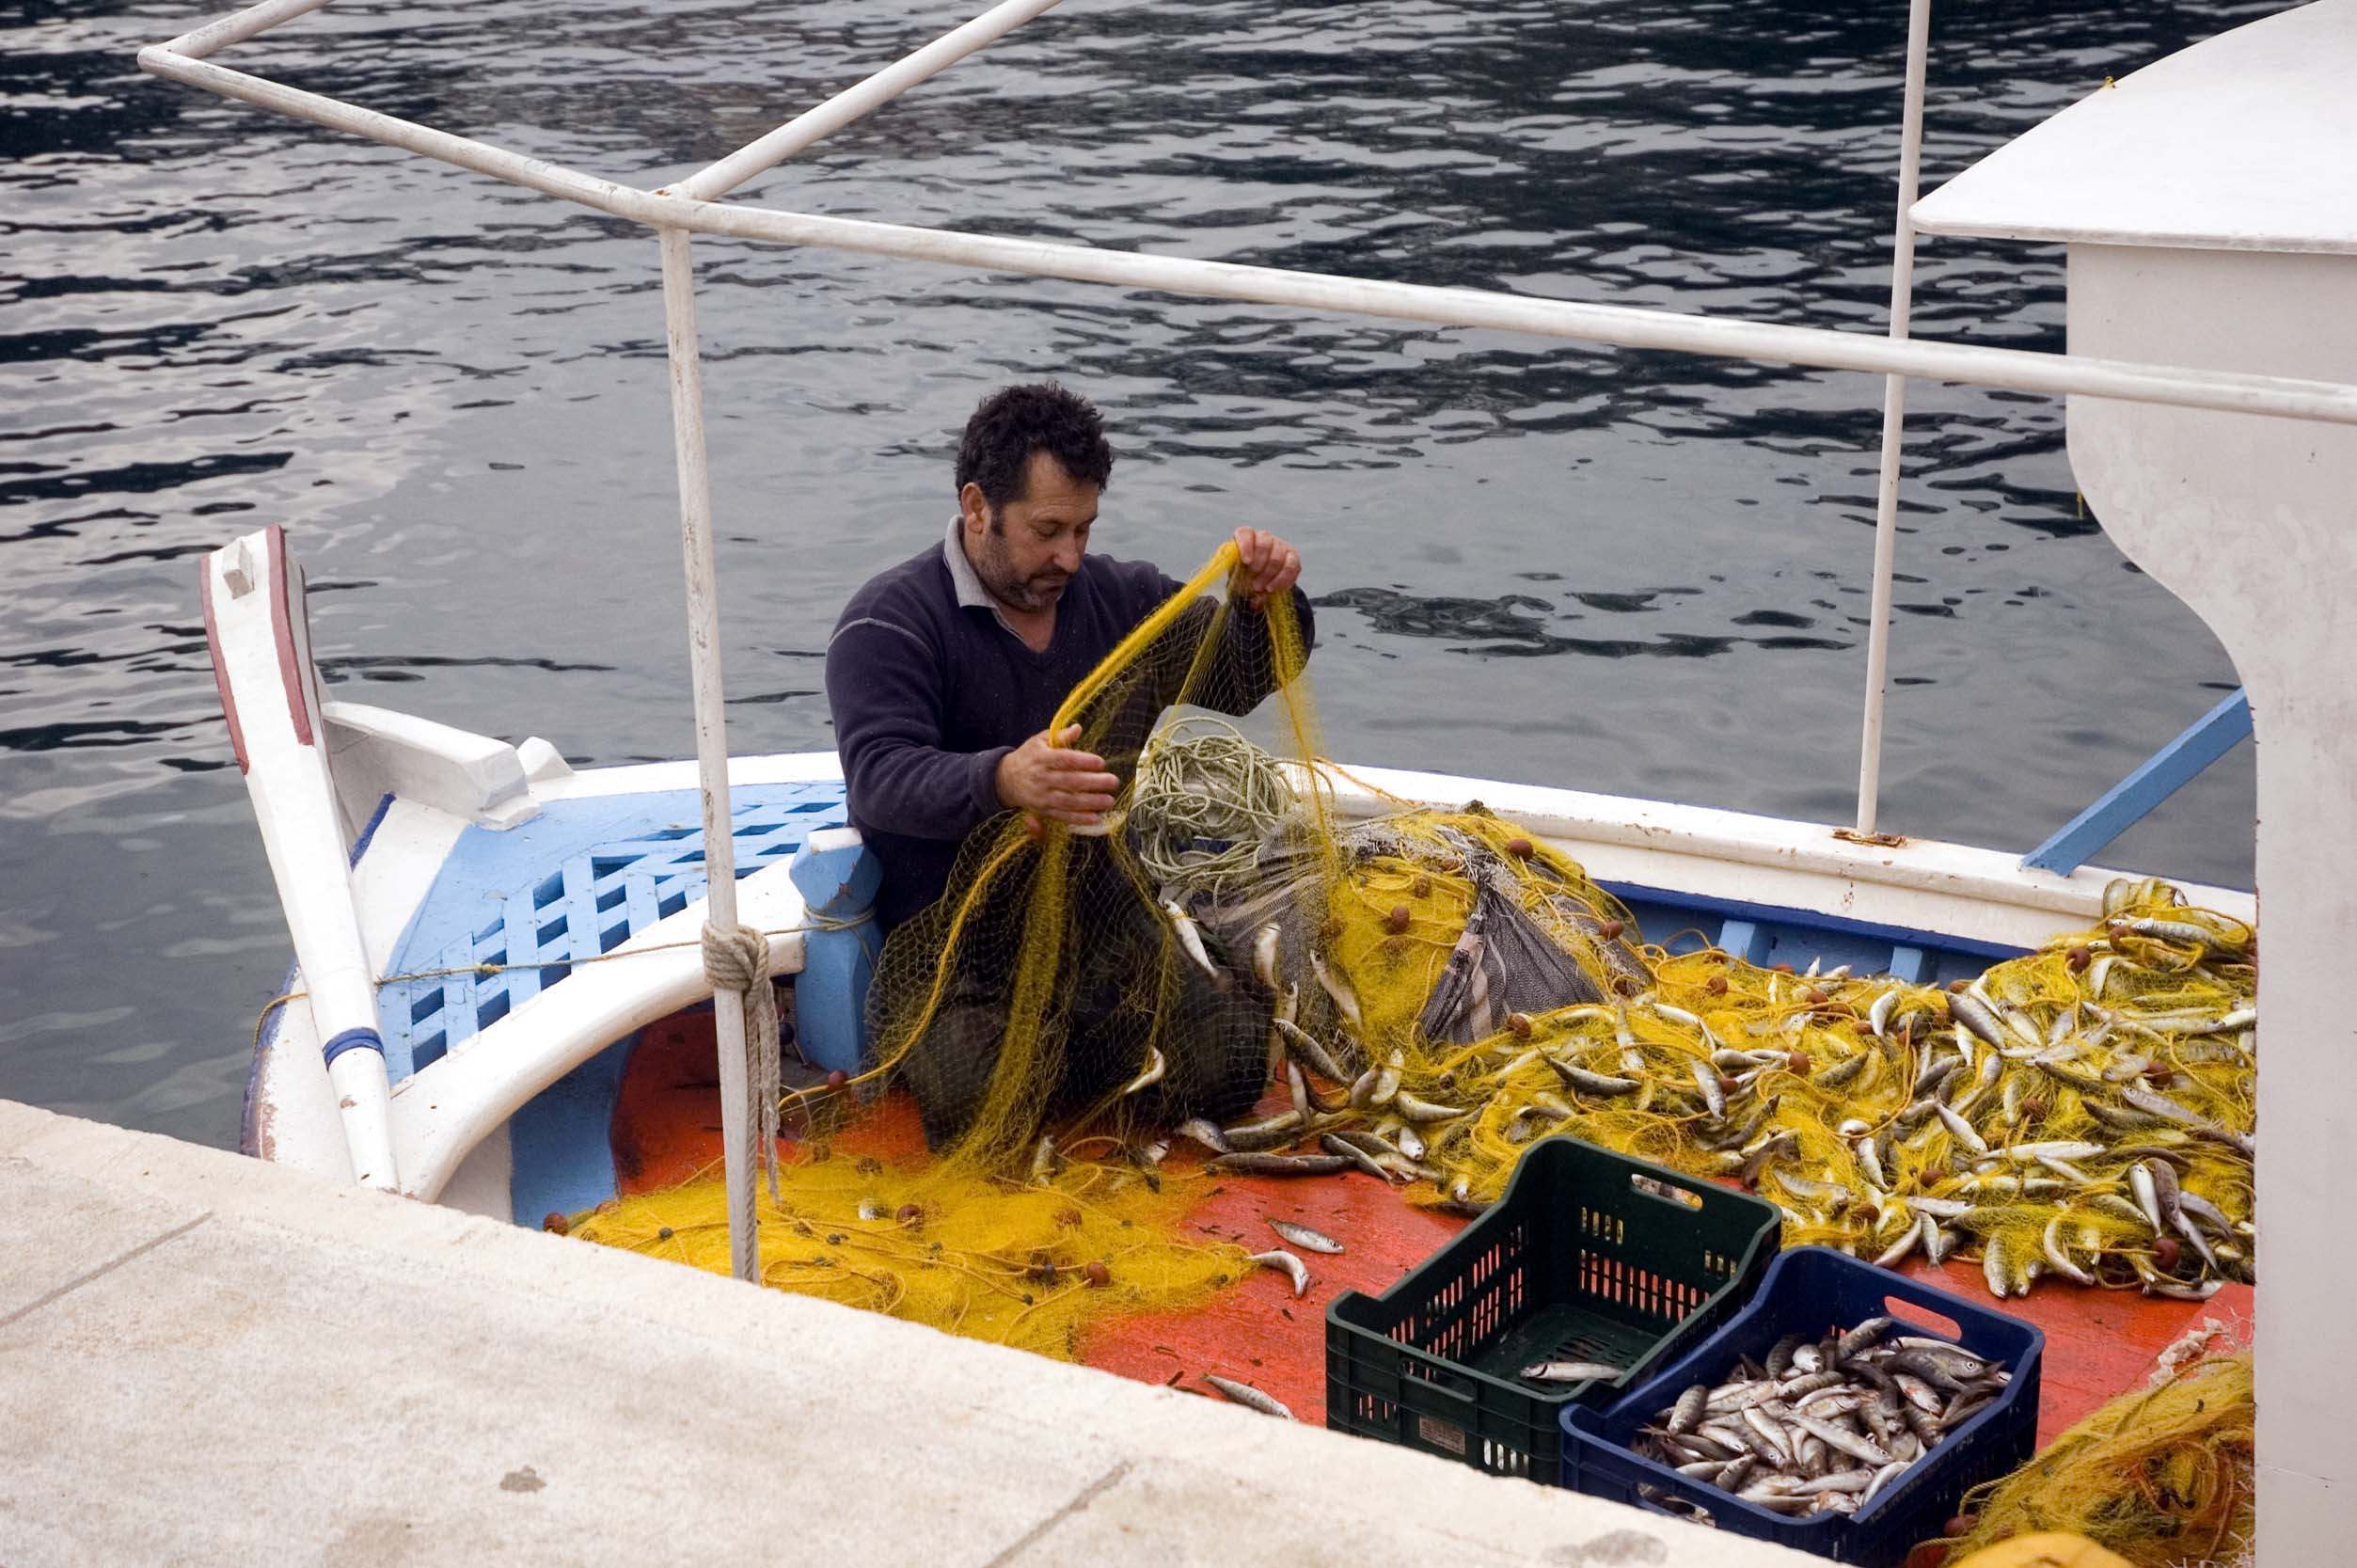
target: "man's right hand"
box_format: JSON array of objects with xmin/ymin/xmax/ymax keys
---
[{"xmin": 996, "ymin": 724, "xmax": 1121, "ymax": 827}]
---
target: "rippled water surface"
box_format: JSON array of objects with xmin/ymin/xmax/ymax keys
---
[{"xmin": 2, "ymin": 0, "xmax": 2273, "ymax": 1145}]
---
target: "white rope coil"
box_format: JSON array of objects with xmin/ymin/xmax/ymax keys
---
[{"xmin": 1126, "ymin": 716, "xmax": 1300, "ymax": 896}]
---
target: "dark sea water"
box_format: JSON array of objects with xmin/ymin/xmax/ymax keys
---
[{"xmin": 1, "ymin": 0, "xmax": 2272, "ymax": 1147}]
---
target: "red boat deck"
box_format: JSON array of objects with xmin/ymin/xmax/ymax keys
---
[{"xmin": 615, "ymin": 1022, "xmax": 2253, "ymax": 1451}]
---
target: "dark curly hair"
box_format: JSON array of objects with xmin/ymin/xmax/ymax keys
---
[{"xmin": 955, "ymin": 382, "xmax": 1115, "ymax": 509}]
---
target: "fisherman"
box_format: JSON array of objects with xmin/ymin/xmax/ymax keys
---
[{"xmin": 824, "ymin": 381, "xmax": 1312, "ymax": 933}]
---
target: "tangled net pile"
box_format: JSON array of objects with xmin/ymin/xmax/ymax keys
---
[
  {"xmin": 574, "ymin": 541, "xmax": 2256, "ymax": 1357},
  {"xmin": 1330, "ymin": 855, "xmax": 2256, "ymax": 1301},
  {"xmin": 1925, "ymin": 1350, "xmax": 2254, "ymax": 1566}
]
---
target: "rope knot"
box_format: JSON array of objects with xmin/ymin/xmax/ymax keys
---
[{"xmin": 701, "ymin": 920, "xmax": 772, "ymax": 991}]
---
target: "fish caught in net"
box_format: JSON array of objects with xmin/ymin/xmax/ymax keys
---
[
  {"xmin": 566, "ymin": 541, "xmax": 2257, "ymax": 1359},
  {"xmin": 1304, "ymin": 840, "xmax": 2254, "ymax": 1300}
]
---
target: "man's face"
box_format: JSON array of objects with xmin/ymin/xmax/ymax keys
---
[{"xmin": 961, "ymin": 449, "xmax": 1099, "ymax": 615}]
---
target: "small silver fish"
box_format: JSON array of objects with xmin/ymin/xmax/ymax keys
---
[
  {"xmin": 1175, "ymin": 1117, "xmax": 1231, "ymax": 1156},
  {"xmin": 1245, "ymin": 1248, "xmax": 1310, "ymax": 1297},
  {"xmin": 1273, "ymin": 1017, "xmax": 1353, "ymax": 1085},
  {"xmin": 1835, "ymin": 1316, "xmax": 1894, "ymax": 1360},
  {"xmin": 1813, "ymin": 1053, "xmax": 1870, "ymax": 1090},
  {"xmin": 1268, "ymin": 1218, "xmax": 1344, "ymax": 1255},
  {"xmin": 1317, "ymin": 1133, "xmax": 1395, "ymax": 1182},
  {"xmin": 1203, "ymin": 1374, "xmax": 1293, "ymax": 1418},
  {"xmin": 1162, "ymin": 898, "xmax": 1217, "ymax": 979},
  {"xmin": 1859, "ymin": 1459, "xmax": 1910, "ymax": 1507},
  {"xmin": 1934, "ymin": 1101, "xmax": 1989, "ymax": 1157},
  {"xmin": 1308, "ymin": 947, "xmax": 1363, "ymax": 1032},
  {"xmin": 1690, "ymin": 1058, "xmax": 1728, "ymax": 1117},
  {"xmin": 1251, "ymin": 923, "xmax": 1281, "ymax": 990},
  {"xmin": 1551, "ymin": 1057, "xmax": 1640, "ymax": 1096},
  {"xmin": 1522, "ymin": 1359, "xmax": 1623, "ymax": 1384},
  {"xmin": 1118, "ymin": 1046, "xmax": 1166, "ymax": 1098},
  {"xmin": 2128, "ymin": 1160, "xmax": 2165, "ymax": 1232},
  {"xmin": 2041, "ymin": 1214, "xmax": 2096, "ymax": 1287},
  {"xmin": 1785, "ymin": 1413, "xmax": 1894, "ymax": 1468},
  {"xmin": 1947, "ymin": 991, "xmax": 2008, "ymax": 1051},
  {"xmin": 1218, "ymin": 1108, "xmax": 1306, "ymax": 1152},
  {"xmin": 1207, "ymin": 1151, "xmax": 1353, "ymax": 1176}
]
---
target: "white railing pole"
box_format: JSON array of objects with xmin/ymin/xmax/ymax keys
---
[
  {"xmin": 127, "ymin": 48, "xmax": 2357, "ymax": 431},
  {"xmin": 657, "ymin": 225, "xmax": 760, "ymax": 1284},
  {"xmin": 675, "ymin": 0, "xmax": 1066, "ymax": 203},
  {"xmin": 1854, "ymin": 0, "xmax": 1935, "ymax": 836},
  {"xmin": 164, "ymin": 0, "xmax": 333, "ymax": 60}
]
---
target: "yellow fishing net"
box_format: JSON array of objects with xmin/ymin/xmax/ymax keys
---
[
  {"xmin": 870, "ymin": 540, "xmax": 1334, "ymax": 1166},
  {"xmin": 569, "ymin": 541, "xmax": 2258, "ymax": 1357},
  {"xmin": 1926, "ymin": 1350, "xmax": 2254, "ymax": 1567},
  {"xmin": 562, "ymin": 1152, "xmax": 1241, "ymax": 1361}
]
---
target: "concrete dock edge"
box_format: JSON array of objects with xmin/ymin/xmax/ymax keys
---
[{"xmin": 0, "ymin": 1100, "xmax": 1811, "ymax": 1567}]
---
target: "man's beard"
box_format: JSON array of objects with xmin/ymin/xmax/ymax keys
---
[{"xmin": 975, "ymin": 517, "xmax": 1069, "ymax": 612}]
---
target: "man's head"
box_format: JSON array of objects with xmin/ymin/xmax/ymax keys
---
[{"xmin": 956, "ymin": 383, "xmax": 1115, "ymax": 615}]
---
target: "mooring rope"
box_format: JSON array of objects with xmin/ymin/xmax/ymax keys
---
[
  {"xmin": 701, "ymin": 920, "xmax": 783, "ymax": 1201},
  {"xmin": 247, "ymin": 909, "xmax": 874, "ymax": 1058}
]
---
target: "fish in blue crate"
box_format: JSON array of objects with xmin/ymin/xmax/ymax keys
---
[{"xmin": 1626, "ymin": 1312, "xmax": 2016, "ymax": 1520}]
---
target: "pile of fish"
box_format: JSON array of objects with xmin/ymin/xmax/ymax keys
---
[
  {"xmin": 1628, "ymin": 1317, "xmax": 2014, "ymax": 1521},
  {"xmin": 1156, "ymin": 872, "xmax": 2256, "ymax": 1304}
]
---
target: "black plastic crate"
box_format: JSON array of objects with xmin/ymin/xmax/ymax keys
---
[
  {"xmin": 1324, "ymin": 1136, "xmax": 1780, "ymax": 1481},
  {"xmin": 1561, "ymin": 1246, "xmax": 2044, "ymax": 1566}
]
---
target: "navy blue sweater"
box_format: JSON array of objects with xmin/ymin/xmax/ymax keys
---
[{"xmin": 825, "ymin": 527, "xmax": 1313, "ymax": 929}]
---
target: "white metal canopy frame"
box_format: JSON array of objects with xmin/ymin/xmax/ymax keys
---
[{"xmin": 144, "ymin": 1, "xmax": 2346, "ymax": 1556}]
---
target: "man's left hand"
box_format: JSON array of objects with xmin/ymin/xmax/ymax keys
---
[{"xmin": 1232, "ymin": 528, "xmax": 1303, "ymax": 611}]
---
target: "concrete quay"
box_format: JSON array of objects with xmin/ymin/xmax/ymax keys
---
[{"xmin": 0, "ymin": 1100, "xmax": 1811, "ymax": 1568}]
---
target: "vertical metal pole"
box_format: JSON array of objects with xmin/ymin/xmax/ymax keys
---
[
  {"xmin": 657, "ymin": 225, "xmax": 760, "ymax": 1283},
  {"xmin": 1854, "ymin": 0, "xmax": 1935, "ymax": 836}
]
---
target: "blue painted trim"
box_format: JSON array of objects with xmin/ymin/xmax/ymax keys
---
[
  {"xmin": 348, "ymin": 791, "xmax": 395, "ymax": 867},
  {"xmin": 1889, "ymin": 945, "xmax": 1927, "ymax": 985},
  {"xmin": 508, "ymin": 1031, "xmax": 638, "ymax": 1226},
  {"xmin": 1716, "ymin": 918, "xmax": 1763, "ymax": 965},
  {"xmin": 321, "ymin": 1025, "xmax": 385, "ymax": 1065},
  {"xmin": 241, "ymin": 958, "xmax": 302, "ymax": 1158},
  {"xmin": 1602, "ymin": 880, "xmax": 2028, "ymax": 962},
  {"xmin": 2021, "ymin": 689, "xmax": 2253, "ymax": 877},
  {"xmin": 788, "ymin": 836, "xmax": 882, "ymax": 1074}
]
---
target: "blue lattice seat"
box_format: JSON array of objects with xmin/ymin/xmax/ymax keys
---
[{"xmin": 377, "ymin": 782, "xmax": 851, "ymax": 1083}]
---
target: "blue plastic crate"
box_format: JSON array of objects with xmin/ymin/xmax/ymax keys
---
[{"xmin": 1560, "ymin": 1246, "xmax": 2043, "ymax": 1567}]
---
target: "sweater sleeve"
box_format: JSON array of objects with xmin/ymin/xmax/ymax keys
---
[{"xmin": 826, "ymin": 614, "xmax": 1012, "ymax": 841}]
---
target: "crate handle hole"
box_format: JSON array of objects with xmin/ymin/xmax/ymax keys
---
[
  {"xmin": 1634, "ymin": 1490, "xmax": 1716, "ymax": 1529},
  {"xmin": 1629, "ymin": 1172, "xmax": 1702, "ymax": 1211},
  {"xmin": 1886, "ymin": 1296, "xmax": 1963, "ymax": 1340}
]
